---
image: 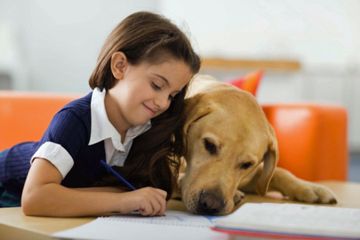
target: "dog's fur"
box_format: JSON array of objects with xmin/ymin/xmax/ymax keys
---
[{"xmin": 177, "ymin": 75, "xmax": 337, "ymax": 215}]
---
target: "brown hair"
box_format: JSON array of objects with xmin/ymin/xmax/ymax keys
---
[{"xmin": 90, "ymin": 11, "xmax": 200, "ymax": 199}]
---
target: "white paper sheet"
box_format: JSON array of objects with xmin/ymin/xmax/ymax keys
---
[{"xmin": 53, "ymin": 210, "xmax": 228, "ymax": 240}]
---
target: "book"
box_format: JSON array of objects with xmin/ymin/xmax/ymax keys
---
[
  {"xmin": 53, "ymin": 210, "xmax": 228, "ymax": 240},
  {"xmin": 212, "ymin": 203, "xmax": 360, "ymax": 239}
]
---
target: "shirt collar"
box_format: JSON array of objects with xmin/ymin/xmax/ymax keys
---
[{"xmin": 88, "ymin": 88, "xmax": 151, "ymax": 151}]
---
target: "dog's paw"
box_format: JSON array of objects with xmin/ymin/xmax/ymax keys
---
[
  {"xmin": 233, "ymin": 190, "xmax": 245, "ymax": 205},
  {"xmin": 289, "ymin": 182, "xmax": 337, "ymax": 204}
]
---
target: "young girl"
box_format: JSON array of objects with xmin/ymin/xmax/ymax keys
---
[{"xmin": 0, "ymin": 11, "xmax": 200, "ymax": 217}]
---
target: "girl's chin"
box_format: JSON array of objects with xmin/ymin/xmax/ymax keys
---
[{"xmin": 131, "ymin": 116, "xmax": 152, "ymax": 126}]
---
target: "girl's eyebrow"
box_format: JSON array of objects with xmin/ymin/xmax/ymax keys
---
[{"xmin": 153, "ymin": 73, "xmax": 170, "ymax": 86}]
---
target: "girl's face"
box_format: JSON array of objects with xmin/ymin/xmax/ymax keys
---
[{"xmin": 106, "ymin": 52, "xmax": 192, "ymax": 133}]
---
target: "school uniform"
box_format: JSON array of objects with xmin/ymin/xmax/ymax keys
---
[{"xmin": 0, "ymin": 88, "xmax": 151, "ymax": 207}]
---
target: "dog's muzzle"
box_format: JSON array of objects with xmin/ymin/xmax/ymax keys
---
[{"xmin": 196, "ymin": 189, "xmax": 226, "ymax": 215}]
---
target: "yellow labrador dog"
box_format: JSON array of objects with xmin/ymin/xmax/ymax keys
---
[{"xmin": 178, "ymin": 75, "xmax": 337, "ymax": 215}]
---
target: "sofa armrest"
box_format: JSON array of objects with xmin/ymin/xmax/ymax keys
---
[
  {"xmin": 262, "ymin": 103, "xmax": 348, "ymax": 181},
  {"xmin": 0, "ymin": 91, "xmax": 77, "ymax": 150}
]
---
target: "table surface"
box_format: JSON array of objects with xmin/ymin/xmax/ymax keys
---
[{"xmin": 0, "ymin": 181, "xmax": 359, "ymax": 240}]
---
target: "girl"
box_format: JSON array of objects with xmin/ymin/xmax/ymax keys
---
[{"xmin": 0, "ymin": 11, "xmax": 200, "ymax": 217}]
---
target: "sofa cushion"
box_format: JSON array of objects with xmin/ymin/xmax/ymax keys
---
[{"xmin": 228, "ymin": 70, "xmax": 263, "ymax": 96}]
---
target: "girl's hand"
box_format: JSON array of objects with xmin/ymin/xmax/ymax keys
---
[{"xmin": 127, "ymin": 187, "xmax": 167, "ymax": 216}]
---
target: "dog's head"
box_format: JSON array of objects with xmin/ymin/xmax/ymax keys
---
[{"xmin": 180, "ymin": 87, "xmax": 278, "ymax": 215}]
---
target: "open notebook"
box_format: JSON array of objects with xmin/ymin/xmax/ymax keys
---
[
  {"xmin": 54, "ymin": 203, "xmax": 360, "ymax": 240},
  {"xmin": 53, "ymin": 210, "xmax": 228, "ymax": 240}
]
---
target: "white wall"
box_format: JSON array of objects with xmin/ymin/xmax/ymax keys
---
[{"xmin": 161, "ymin": 0, "xmax": 360, "ymax": 66}]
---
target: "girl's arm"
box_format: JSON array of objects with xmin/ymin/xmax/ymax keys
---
[
  {"xmin": 75, "ymin": 186, "xmax": 127, "ymax": 192},
  {"xmin": 22, "ymin": 158, "xmax": 167, "ymax": 217}
]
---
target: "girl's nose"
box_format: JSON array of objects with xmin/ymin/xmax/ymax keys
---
[{"xmin": 155, "ymin": 93, "xmax": 170, "ymax": 111}]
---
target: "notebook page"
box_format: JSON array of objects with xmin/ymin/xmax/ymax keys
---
[
  {"xmin": 98, "ymin": 210, "xmax": 215, "ymax": 227},
  {"xmin": 215, "ymin": 203, "xmax": 360, "ymax": 238},
  {"xmin": 53, "ymin": 210, "xmax": 228, "ymax": 240}
]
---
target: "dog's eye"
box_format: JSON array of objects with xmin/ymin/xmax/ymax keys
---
[
  {"xmin": 203, "ymin": 138, "xmax": 218, "ymax": 155},
  {"xmin": 239, "ymin": 161, "xmax": 253, "ymax": 170}
]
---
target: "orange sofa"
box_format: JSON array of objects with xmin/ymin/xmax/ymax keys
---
[
  {"xmin": 263, "ymin": 104, "xmax": 348, "ymax": 181},
  {"xmin": 0, "ymin": 91, "xmax": 78, "ymax": 150},
  {"xmin": 0, "ymin": 91, "xmax": 348, "ymax": 181}
]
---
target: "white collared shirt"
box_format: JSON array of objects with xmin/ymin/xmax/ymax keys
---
[
  {"xmin": 89, "ymin": 88, "xmax": 151, "ymax": 166},
  {"xmin": 31, "ymin": 88, "xmax": 151, "ymax": 178}
]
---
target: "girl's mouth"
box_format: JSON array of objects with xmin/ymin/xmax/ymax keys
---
[{"xmin": 143, "ymin": 104, "xmax": 157, "ymax": 116}]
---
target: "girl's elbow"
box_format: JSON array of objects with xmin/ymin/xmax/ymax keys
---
[
  {"xmin": 21, "ymin": 194, "xmax": 36, "ymax": 216},
  {"xmin": 21, "ymin": 190, "xmax": 42, "ymax": 216}
]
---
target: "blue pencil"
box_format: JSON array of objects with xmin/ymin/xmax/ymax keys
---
[{"xmin": 100, "ymin": 160, "xmax": 136, "ymax": 191}]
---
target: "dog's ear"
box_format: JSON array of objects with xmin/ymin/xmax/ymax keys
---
[
  {"xmin": 256, "ymin": 125, "xmax": 279, "ymax": 195},
  {"xmin": 183, "ymin": 93, "xmax": 212, "ymax": 136}
]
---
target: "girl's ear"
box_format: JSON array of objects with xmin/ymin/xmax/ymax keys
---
[{"xmin": 110, "ymin": 51, "xmax": 128, "ymax": 80}]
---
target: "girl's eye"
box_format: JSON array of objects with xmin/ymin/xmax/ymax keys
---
[{"xmin": 151, "ymin": 82, "xmax": 162, "ymax": 91}]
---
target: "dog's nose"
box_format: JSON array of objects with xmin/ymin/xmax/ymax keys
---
[{"xmin": 197, "ymin": 189, "xmax": 225, "ymax": 215}]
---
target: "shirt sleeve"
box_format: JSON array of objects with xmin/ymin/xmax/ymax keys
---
[{"xmin": 31, "ymin": 109, "xmax": 89, "ymax": 178}]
